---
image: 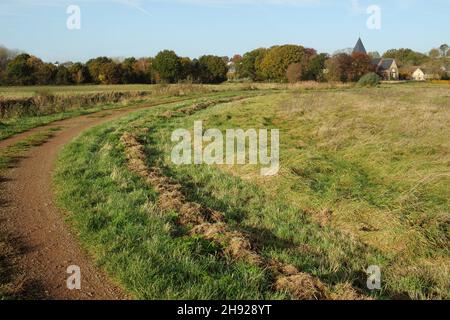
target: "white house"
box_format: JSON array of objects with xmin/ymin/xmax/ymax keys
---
[{"xmin": 412, "ymin": 68, "xmax": 425, "ymax": 81}]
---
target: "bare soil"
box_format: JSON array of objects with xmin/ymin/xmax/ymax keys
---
[{"xmin": 0, "ymin": 101, "xmax": 187, "ymax": 300}]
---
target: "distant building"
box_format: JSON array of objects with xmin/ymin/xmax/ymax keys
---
[
  {"xmin": 412, "ymin": 68, "xmax": 426, "ymax": 81},
  {"xmin": 401, "ymin": 66, "xmax": 443, "ymax": 81},
  {"xmin": 372, "ymin": 58, "xmax": 399, "ymax": 80},
  {"xmin": 353, "ymin": 38, "xmax": 367, "ymax": 54},
  {"xmin": 353, "ymin": 38, "xmax": 399, "ymax": 80}
]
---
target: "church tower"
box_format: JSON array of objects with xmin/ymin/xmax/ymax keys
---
[{"xmin": 353, "ymin": 38, "xmax": 367, "ymax": 54}]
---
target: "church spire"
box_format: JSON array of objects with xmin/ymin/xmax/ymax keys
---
[{"xmin": 353, "ymin": 38, "xmax": 367, "ymax": 54}]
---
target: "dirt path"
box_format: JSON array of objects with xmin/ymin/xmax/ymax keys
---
[{"xmin": 0, "ymin": 101, "xmax": 187, "ymax": 300}]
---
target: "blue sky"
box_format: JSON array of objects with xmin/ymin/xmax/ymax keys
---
[{"xmin": 0, "ymin": 0, "xmax": 449, "ymax": 62}]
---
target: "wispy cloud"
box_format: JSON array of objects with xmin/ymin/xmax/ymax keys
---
[{"xmin": 111, "ymin": 0, "xmax": 152, "ymax": 16}]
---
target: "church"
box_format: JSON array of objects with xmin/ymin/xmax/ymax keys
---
[{"xmin": 353, "ymin": 38, "xmax": 399, "ymax": 81}]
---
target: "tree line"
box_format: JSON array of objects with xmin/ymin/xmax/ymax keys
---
[
  {"xmin": 1, "ymin": 43, "xmax": 448, "ymax": 86},
  {"xmin": 233, "ymin": 45, "xmax": 378, "ymax": 83},
  {"xmin": 234, "ymin": 44, "xmax": 449, "ymax": 83},
  {"xmin": 0, "ymin": 48, "xmax": 228, "ymax": 86}
]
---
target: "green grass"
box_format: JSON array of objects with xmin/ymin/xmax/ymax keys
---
[
  {"xmin": 0, "ymin": 95, "xmax": 185, "ymax": 141},
  {"xmin": 0, "ymin": 84, "xmax": 149, "ymax": 98},
  {"xmin": 0, "ymin": 86, "xmax": 266, "ymax": 141},
  {"xmin": 54, "ymin": 84, "xmax": 449, "ymax": 300},
  {"xmin": 55, "ymin": 92, "xmax": 289, "ymax": 299},
  {"xmin": 178, "ymin": 87, "xmax": 449, "ymax": 299}
]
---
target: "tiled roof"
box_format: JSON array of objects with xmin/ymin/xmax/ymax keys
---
[
  {"xmin": 379, "ymin": 58, "xmax": 395, "ymax": 70},
  {"xmin": 372, "ymin": 58, "xmax": 382, "ymax": 66}
]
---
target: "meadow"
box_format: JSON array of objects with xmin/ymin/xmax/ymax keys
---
[
  {"xmin": 51, "ymin": 82, "xmax": 449, "ymax": 299},
  {"xmin": 0, "ymin": 82, "xmax": 350, "ymax": 141}
]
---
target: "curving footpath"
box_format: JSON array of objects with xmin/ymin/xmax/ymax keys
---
[{"xmin": 0, "ymin": 100, "xmax": 189, "ymax": 300}]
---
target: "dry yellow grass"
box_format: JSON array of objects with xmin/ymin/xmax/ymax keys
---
[{"xmin": 195, "ymin": 85, "xmax": 449, "ymax": 298}]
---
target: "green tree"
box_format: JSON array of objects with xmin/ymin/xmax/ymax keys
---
[
  {"xmin": 55, "ymin": 65, "xmax": 72, "ymax": 85},
  {"xmin": 439, "ymin": 44, "xmax": 449, "ymax": 57},
  {"xmin": 304, "ymin": 53, "xmax": 328, "ymax": 81},
  {"xmin": 153, "ymin": 50, "xmax": 182, "ymax": 83},
  {"xmin": 383, "ymin": 48, "xmax": 429, "ymax": 66},
  {"xmin": 120, "ymin": 58, "xmax": 137, "ymax": 84},
  {"xmin": 179, "ymin": 57, "xmax": 194, "ymax": 82},
  {"xmin": 5, "ymin": 54, "xmax": 36, "ymax": 85},
  {"xmin": 236, "ymin": 48, "xmax": 268, "ymax": 81},
  {"xmin": 198, "ymin": 55, "xmax": 228, "ymax": 84}
]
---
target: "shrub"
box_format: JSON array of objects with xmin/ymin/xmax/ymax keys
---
[{"xmin": 357, "ymin": 72, "xmax": 381, "ymax": 87}]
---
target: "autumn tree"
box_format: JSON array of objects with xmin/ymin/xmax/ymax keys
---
[
  {"xmin": 325, "ymin": 53, "xmax": 353, "ymax": 82},
  {"xmin": 349, "ymin": 52, "xmax": 375, "ymax": 81},
  {"xmin": 68, "ymin": 62, "xmax": 90, "ymax": 84},
  {"xmin": 260, "ymin": 45, "xmax": 316, "ymax": 82},
  {"xmin": 35, "ymin": 63, "xmax": 57, "ymax": 85},
  {"xmin": 86, "ymin": 57, "xmax": 113, "ymax": 84},
  {"xmin": 231, "ymin": 54, "xmax": 243, "ymax": 64},
  {"xmin": 286, "ymin": 63, "xmax": 302, "ymax": 83},
  {"xmin": 101, "ymin": 62, "xmax": 122, "ymax": 84}
]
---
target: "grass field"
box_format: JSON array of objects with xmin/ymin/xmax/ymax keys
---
[
  {"xmin": 0, "ymin": 83, "xmax": 336, "ymax": 141},
  {"xmin": 0, "ymin": 82, "xmax": 350, "ymax": 99},
  {"xmin": 0, "ymin": 84, "xmax": 264, "ymax": 141},
  {"xmin": 52, "ymin": 83, "xmax": 449, "ymax": 300}
]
